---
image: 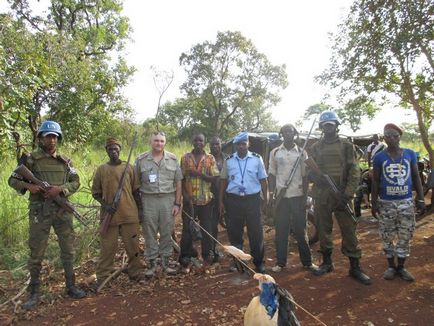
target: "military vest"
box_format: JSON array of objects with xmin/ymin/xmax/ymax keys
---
[
  {"xmin": 311, "ymin": 137, "xmax": 353, "ymax": 185},
  {"xmin": 27, "ymin": 149, "xmax": 71, "ymax": 202}
]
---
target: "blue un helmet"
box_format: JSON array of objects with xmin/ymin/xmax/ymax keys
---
[
  {"xmin": 37, "ymin": 121, "xmax": 63, "ymax": 141},
  {"xmin": 318, "ymin": 111, "xmax": 340, "ymax": 128}
]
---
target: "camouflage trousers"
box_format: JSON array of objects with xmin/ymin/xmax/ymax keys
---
[
  {"xmin": 378, "ymin": 198, "xmax": 415, "ymax": 258},
  {"xmin": 28, "ymin": 202, "xmax": 75, "ymax": 282}
]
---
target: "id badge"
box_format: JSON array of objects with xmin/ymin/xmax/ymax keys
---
[
  {"xmin": 397, "ymin": 177, "xmax": 405, "ymax": 186},
  {"xmin": 149, "ymin": 173, "xmax": 157, "ymax": 183},
  {"xmin": 239, "ymin": 186, "xmax": 246, "ymax": 196}
]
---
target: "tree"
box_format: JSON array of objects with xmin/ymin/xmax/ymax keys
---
[
  {"xmin": 0, "ymin": 0, "xmax": 134, "ymax": 156},
  {"xmin": 318, "ymin": 0, "xmax": 434, "ymax": 164},
  {"xmin": 179, "ymin": 31, "xmax": 288, "ymax": 138},
  {"xmin": 335, "ymin": 96, "xmax": 378, "ymax": 132},
  {"xmin": 150, "ymin": 66, "xmax": 174, "ymax": 131}
]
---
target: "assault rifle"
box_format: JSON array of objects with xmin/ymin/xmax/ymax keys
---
[
  {"xmin": 305, "ymin": 157, "xmax": 357, "ymax": 223},
  {"xmin": 13, "ymin": 164, "xmax": 88, "ymax": 227},
  {"xmin": 100, "ymin": 132, "xmax": 138, "ymax": 234},
  {"xmin": 273, "ymin": 118, "xmax": 316, "ymax": 210}
]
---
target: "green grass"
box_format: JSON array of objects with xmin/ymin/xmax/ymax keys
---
[{"xmin": 0, "ymin": 141, "xmax": 192, "ymax": 275}]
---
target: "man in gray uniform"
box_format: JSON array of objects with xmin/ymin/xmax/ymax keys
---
[{"xmin": 135, "ymin": 131, "xmax": 182, "ymax": 276}]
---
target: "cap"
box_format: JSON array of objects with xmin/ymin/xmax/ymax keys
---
[
  {"xmin": 105, "ymin": 137, "xmax": 122, "ymax": 148},
  {"xmin": 233, "ymin": 131, "xmax": 249, "ymax": 144},
  {"xmin": 384, "ymin": 123, "xmax": 402, "ymax": 136}
]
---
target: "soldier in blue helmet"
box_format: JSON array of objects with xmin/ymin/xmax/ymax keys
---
[
  {"xmin": 310, "ymin": 112, "xmax": 372, "ymax": 285},
  {"xmin": 8, "ymin": 121, "xmax": 86, "ymax": 310}
]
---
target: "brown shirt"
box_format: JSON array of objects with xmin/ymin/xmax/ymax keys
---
[{"xmin": 92, "ymin": 162, "xmax": 140, "ymax": 225}]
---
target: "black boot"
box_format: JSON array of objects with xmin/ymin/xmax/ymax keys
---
[
  {"xmin": 64, "ymin": 263, "xmax": 86, "ymax": 299},
  {"xmin": 383, "ymin": 257, "xmax": 397, "ymax": 280},
  {"xmin": 313, "ymin": 253, "xmax": 334, "ymax": 276},
  {"xmin": 22, "ymin": 281, "xmax": 40, "ymax": 310},
  {"xmin": 396, "ymin": 257, "xmax": 415, "ymax": 282},
  {"xmin": 349, "ymin": 257, "xmax": 372, "ymax": 285}
]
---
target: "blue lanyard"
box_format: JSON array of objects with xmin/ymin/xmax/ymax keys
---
[{"xmin": 236, "ymin": 157, "xmax": 249, "ymax": 185}]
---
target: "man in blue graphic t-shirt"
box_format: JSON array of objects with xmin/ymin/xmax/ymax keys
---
[{"xmin": 371, "ymin": 123, "xmax": 425, "ymax": 282}]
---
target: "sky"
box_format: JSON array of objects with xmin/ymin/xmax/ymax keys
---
[
  {"xmin": 2, "ymin": 0, "xmax": 419, "ymax": 135},
  {"xmin": 121, "ymin": 0, "xmax": 416, "ymax": 135}
]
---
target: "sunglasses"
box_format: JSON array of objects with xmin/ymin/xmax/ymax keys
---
[{"xmin": 152, "ymin": 131, "xmax": 166, "ymax": 136}]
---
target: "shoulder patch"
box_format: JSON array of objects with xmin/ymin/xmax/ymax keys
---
[
  {"xmin": 137, "ymin": 152, "xmax": 150, "ymax": 160},
  {"xmin": 166, "ymin": 152, "xmax": 177, "ymax": 160},
  {"xmin": 251, "ymin": 152, "xmax": 260, "ymax": 158}
]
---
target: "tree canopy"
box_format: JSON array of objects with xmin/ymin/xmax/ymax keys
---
[
  {"xmin": 165, "ymin": 31, "xmax": 287, "ymax": 139},
  {"xmin": 318, "ymin": 0, "xmax": 433, "ymax": 162},
  {"xmin": 0, "ymin": 0, "xmax": 134, "ymax": 157}
]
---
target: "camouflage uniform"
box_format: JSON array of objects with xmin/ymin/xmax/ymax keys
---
[
  {"xmin": 311, "ymin": 137, "xmax": 361, "ymax": 258},
  {"xmin": 378, "ymin": 198, "xmax": 415, "ymax": 258},
  {"xmin": 8, "ymin": 147, "xmax": 80, "ymax": 292}
]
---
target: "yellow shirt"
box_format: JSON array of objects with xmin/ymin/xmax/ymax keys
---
[{"xmin": 181, "ymin": 152, "xmax": 219, "ymax": 205}]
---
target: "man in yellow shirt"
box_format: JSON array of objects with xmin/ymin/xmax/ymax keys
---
[{"xmin": 179, "ymin": 134, "xmax": 219, "ymax": 270}]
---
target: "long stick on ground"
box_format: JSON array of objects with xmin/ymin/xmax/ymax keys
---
[
  {"xmin": 96, "ymin": 252, "xmax": 128, "ymax": 293},
  {"xmin": 0, "ymin": 277, "xmax": 30, "ymax": 308}
]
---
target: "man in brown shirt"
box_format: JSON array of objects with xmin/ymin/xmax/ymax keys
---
[{"xmin": 92, "ymin": 138, "xmax": 143, "ymax": 283}]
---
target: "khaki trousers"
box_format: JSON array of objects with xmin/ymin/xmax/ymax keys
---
[{"xmin": 96, "ymin": 223, "xmax": 142, "ymax": 280}]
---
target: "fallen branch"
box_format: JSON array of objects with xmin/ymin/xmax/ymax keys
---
[
  {"xmin": 96, "ymin": 252, "xmax": 127, "ymax": 293},
  {"xmin": 0, "ymin": 277, "xmax": 30, "ymax": 308}
]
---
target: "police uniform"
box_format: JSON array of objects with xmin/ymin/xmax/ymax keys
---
[
  {"xmin": 8, "ymin": 146, "xmax": 83, "ymax": 303},
  {"xmin": 221, "ymin": 149, "xmax": 267, "ymax": 269},
  {"xmin": 135, "ymin": 150, "xmax": 183, "ymax": 261},
  {"xmin": 311, "ymin": 136, "xmax": 361, "ymax": 258}
]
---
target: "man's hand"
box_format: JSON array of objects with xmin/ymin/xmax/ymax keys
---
[
  {"xmin": 172, "ymin": 205, "xmax": 180, "ymax": 217},
  {"xmin": 102, "ymin": 202, "xmax": 117, "ymax": 215},
  {"xmin": 43, "ymin": 185, "xmax": 62, "ymax": 199},
  {"xmin": 27, "ymin": 184, "xmax": 43, "ymax": 194}
]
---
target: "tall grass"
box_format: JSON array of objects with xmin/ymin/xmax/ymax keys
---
[{"xmin": 0, "ymin": 140, "xmax": 193, "ymax": 275}]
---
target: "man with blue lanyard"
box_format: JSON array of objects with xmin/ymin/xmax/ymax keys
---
[{"xmin": 219, "ymin": 132, "xmax": 268, "ymax": 273}]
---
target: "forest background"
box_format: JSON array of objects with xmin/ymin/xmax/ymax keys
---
[{"xmin": 0, "ymin": 0, "xmax": 433, "ymax": 277}]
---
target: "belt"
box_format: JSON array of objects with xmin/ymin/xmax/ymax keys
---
[
  {"xmin": 226, "ymin": 192, "xmax": 260, "ymax": 199},
  {"xmin": 141, "ymin": 192, "xmax": 175, "ymax": 197}
]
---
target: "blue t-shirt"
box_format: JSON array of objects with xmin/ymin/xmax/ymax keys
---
[{"xmin": 373, "ymin": 148, "xmax": 416, "ymax": 200}]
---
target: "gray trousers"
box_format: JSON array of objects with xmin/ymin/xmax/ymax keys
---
[{"xmin": 141, "ymin": 193, "xmax": 175, "ymax": 260}]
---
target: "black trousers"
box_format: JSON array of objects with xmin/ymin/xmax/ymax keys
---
[
  {"xmin": 274, "ymin": 196, "xmax": 312, "ymax": 267},
  {"xmin": 179, "ymin": 201, "xmax": 214, "ymax": 266},
  {"xmin": 224, "ymin": 193, "xmax": 264, "ymax": 267}
]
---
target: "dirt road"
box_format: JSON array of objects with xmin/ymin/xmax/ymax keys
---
[{"xmin": 1, "ymin": 210, "xmax": 433, "ymax": 326}]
